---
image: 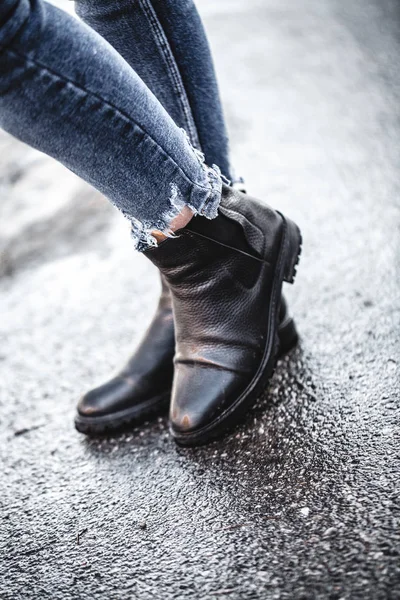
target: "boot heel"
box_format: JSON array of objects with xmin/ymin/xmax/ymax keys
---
[{"xmin": 282, "ymin": 217, "xmax": 302, "ymax": 284}]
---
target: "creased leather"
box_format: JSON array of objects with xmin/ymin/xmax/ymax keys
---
[
  {"xmin": 77, "ymin": 202, "xmax": 296, "ymax": 428},
  {"xmin": 144, "ymin": 184, "xmax": 288, "ymax": 438}
]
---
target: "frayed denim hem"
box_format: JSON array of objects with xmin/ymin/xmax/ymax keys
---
[{"xmin": 130, "ymin": 130, "xmax": 223, "ymax": 252}]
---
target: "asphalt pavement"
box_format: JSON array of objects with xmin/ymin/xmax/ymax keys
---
[{"xmin": 0, "ymin": 0, "xmax": 399, "ymax": 598}]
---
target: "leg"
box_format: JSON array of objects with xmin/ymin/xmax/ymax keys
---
[
  {"xmin": 0, "ymin": 1, "xmax": 302, "ymax": 444},
  {"xmin": 74, "ymin": 0, "xmax": 298, "ymax": 434},
  {"xmin": 0, "ymin": 0, "xmax": 222, "ymax": 252},
  {"xmin": 74, "ymin": 0, "xmax": 234, "ymax": 433},
  {"xmin": 75, "ymin": 0, "xmax": 232, "ymax": 180}
]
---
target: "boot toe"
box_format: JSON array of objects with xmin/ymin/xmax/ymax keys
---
[
  {"xmin": 77, "ymin": 376, "xmax": 136, "ymax": 418},
  {"xmin": 169, "ymin": 363, "xmax": 251, "ymax": 438}
]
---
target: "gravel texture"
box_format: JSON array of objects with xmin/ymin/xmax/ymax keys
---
[{"xmin": 0, "ymin": 0, "xmax": 399, "ymax": 598}]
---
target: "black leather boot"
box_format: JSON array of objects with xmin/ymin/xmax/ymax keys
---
[
  {"xmin": 74, "ymin": 276, "xmax": 174, "ymax": 434},
  {"xmin": 75, "ymin": 275, "xmax": 297, "ymax": 435},
  {"xmin": 144, "ymin": 184, "xmax": 302, "ymax": 445}
]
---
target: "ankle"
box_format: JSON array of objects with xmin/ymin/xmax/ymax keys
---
[{"xmin": 152, "ymin": 206, "xmax": 194, "ymax": 243}]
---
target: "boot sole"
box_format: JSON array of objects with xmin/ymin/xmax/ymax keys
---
[
  {"xmin": 171, "ymin": 215, "xmax": 302, "ymax": 446},
  {"xmin": 74, "ymin": 392, "xmax": 170, "ymax": 435}
]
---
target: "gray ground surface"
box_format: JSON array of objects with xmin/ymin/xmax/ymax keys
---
[{"xmin": 1, "ymin": 0, "xmax": 399, "ymax": 598}]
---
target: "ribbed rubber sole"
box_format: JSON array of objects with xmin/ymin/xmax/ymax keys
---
[{"xmin": 74, "ymin": 393, "xmax": 170, "ymax": 435}]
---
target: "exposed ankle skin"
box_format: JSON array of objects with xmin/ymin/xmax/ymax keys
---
[{"xmin": 152, "ymin": 206, "xmax": 194, "ymax": 243}]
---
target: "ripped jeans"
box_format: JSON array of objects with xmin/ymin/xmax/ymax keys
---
[{"xmin": 0, "ymin": 0, "xmax": 231, "ymax": 250}]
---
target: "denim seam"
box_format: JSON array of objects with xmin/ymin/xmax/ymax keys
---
[
  {"xmin": 2, "ymin": 46, "xmax": 211, "ymax": 194},
  {"xmin": 138, "ymin": 0, "xmax": 201, "ymax": 150},
  {"xmin": 0, "ymin": 0, "xmax": 30, "ymax": 49}
]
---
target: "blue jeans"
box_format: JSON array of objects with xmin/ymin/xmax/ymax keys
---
[
  {"xmin": 0, "ymin": 0, "xmax": 230, "ymax": 250},
  {"xmin": 75, "ymin": 0, "xmax": 233, "ymax": 182}
]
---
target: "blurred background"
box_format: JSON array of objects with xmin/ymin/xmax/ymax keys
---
[{"xmin": 1, "ymin": 1, "xmax": 399, "ymax": 598}]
